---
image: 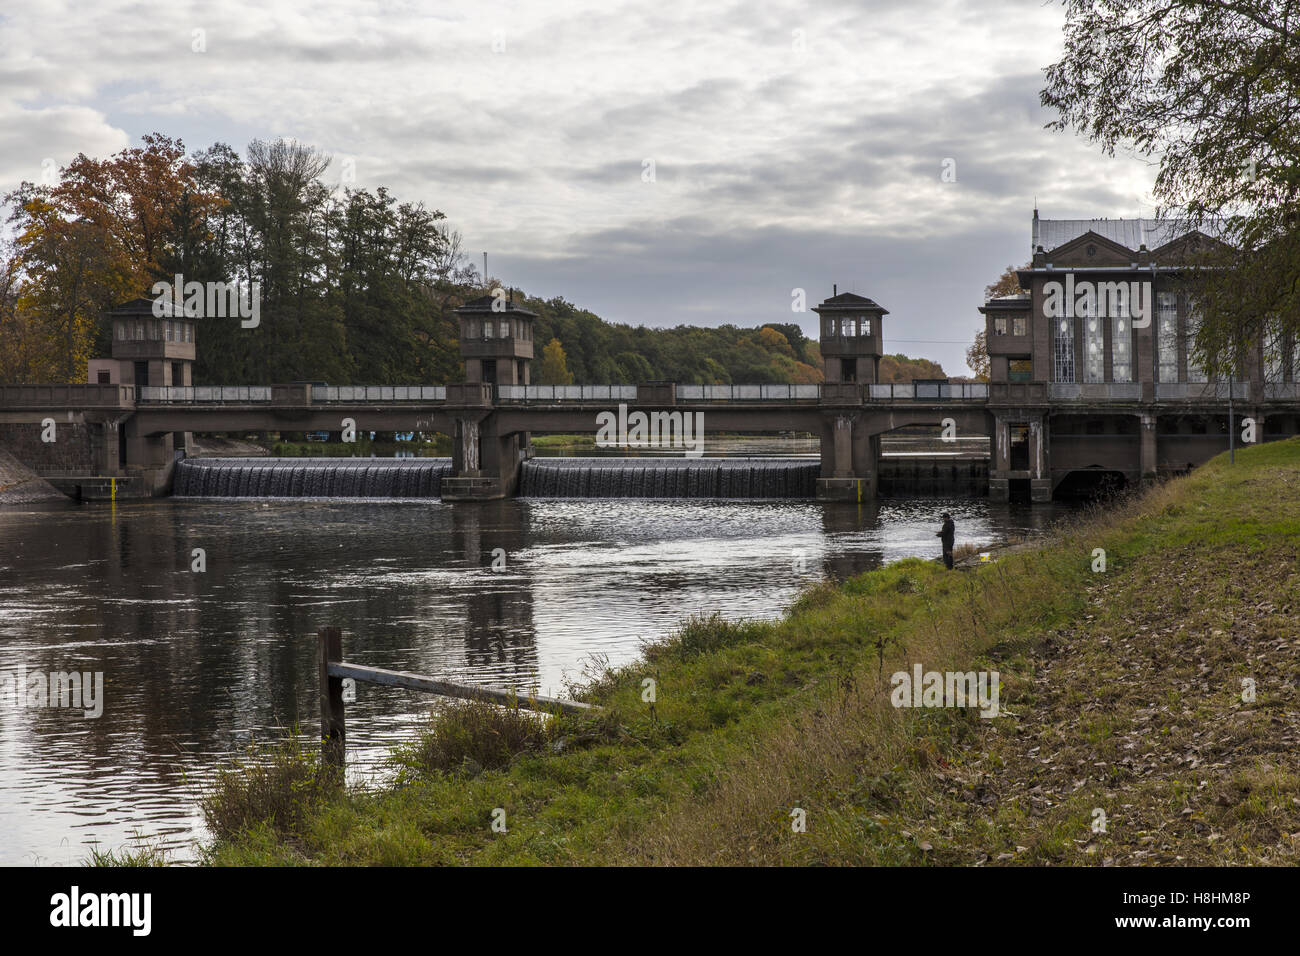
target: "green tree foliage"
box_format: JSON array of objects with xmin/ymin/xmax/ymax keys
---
[
  {"xmin": 5, "ymin": 134, "xmax": 208, "ymax": 380},
  {"xmin": 537, "ymin": 338, "xmax": 574, "ymax": 384},
  {"xmin": 522, "ymin": 297, "xmax": 830, "ymax": 384},
  {"xmin": 878, "ymin": 354, "xmax": 947, "ymax": 383}
]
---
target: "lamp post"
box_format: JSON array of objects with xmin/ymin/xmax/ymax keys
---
[{"xmin": 1228, "ymin": 368, "xmax": 1235, "ymax": 464}]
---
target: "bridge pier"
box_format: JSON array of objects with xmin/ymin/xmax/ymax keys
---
[
  {"xmin": 122, "ymin": 417, "xmax": 180, "ymax": 495},
  {"xmin": 816, "ymin": 413, "xmax": 878, "ymax": 502},
  {"xmin": 99, "ymin": 419, "xmax": 123, "ymax": 475},
  {"xmin": 1139, "ymin": 412, "xmax": 1158, "ymax": 482},
  {"xmin": 440, "ymin": 387, "xmax": 532, "ymax": 501},
  {"xmin": 988, "ymin": 410, "xmax": 1050, "ymax": 502}
]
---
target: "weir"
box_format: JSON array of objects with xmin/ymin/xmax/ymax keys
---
[
  {"xmin": 519, "ymin": 457, "xmax": 820, "ymax": 498},
  {"xmin": 172, "ymin": 457, "xmax": 451, "ymax": 498},
  {"xmin": 876, "ymin": 457, "xmax": 990, "ymax": 497}
]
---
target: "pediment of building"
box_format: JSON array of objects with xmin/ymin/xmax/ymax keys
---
[{"xmin": 1044, "ymin": 231, "xmax": 1135, "ymax": 267}]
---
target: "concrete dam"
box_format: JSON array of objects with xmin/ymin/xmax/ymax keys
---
[
  {"xmin": 170, "ymin": 454, "xmax": 985, "ymax": 500},
  {"xmin": 172, "ymin": 455, "xmax": 826, "ymax": 499},
  {"xmin": 172, "ymin": 457, "xmax": 453, "ymax": 498}
]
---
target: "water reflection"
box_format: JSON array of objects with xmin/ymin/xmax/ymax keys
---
[{"xmin": 0, "ymin": 494, "xmax": 1070, "ymax": 864}]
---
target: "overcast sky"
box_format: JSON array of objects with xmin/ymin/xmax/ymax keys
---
[{"xmin": 0, "ymin": 0, "xmax": 1160, "ymax": 375}]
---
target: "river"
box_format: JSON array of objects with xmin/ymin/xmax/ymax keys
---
[{"xmin": 0, "ymin": 487, "xmax": 1069, "ymax": 865}]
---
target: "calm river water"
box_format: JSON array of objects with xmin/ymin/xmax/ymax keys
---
[{"xmin": 0, "ymin": 490, "xmax": 1069, "ymax": 865}]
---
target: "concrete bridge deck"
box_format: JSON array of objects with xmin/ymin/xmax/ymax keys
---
[{"xmin": 1, "ymin": 380, "xmax": 1294, "ymax": 501}]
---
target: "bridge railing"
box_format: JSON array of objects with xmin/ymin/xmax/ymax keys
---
[
  {"xmin": 495, "ymin": 384, "xmax": 826, "ymax": 402},
  {"xmin": 496, "ymin": 385, "xmax": 638, "ymax": 402},
  {"xmin": 0, "ymin": 383, "xmax": 135, "ymax": 407},
  {"xmin": 313, "ymin": 386, "xmax": 446, "ymax": 402},
  {"xmin": 128, "ymin": 381, "xmax": 998, "ymax": 406},
  {"xmin": 138, "ymin": 385, "xmax": 452, "ymax": 403},
  {"xmin": 675, "ymin": 384, "xmax": 821, "ymax": 401},
  {"xmin": 1262, "ymin": 383, "xmax": 1300, "ymax": 400},
  {"xmin": 1048, "ymin": 383, "xmax": 1143, "ymax": 401},
  {"xmin": 139, "ymin": 386, "xmax": 272, "ymax": 403},
  {"xmin": 1153, "ymin": 382, "xmax": 1250, "ymax": 401},
  {"xmin": 867, "ymin": 383, "xmax": 989, "ymax": 400}
]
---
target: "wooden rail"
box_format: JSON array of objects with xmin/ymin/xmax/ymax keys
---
[{"xmin": 316, "ymin": 627, "xmax": 596, "ymax": 767}]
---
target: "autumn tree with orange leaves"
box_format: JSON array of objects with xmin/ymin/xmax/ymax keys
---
[{"xmin": 5, "ymin": 133, "xmax": 222, "ymax": 381}]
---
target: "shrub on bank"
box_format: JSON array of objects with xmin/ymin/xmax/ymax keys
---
[
  {"xmin": 393, "ymin": 700, "xmax": 562, "ymax": 778},
  {"xmin": 200, "ymin": 732, "xmax": 340, "ymax": 843}
]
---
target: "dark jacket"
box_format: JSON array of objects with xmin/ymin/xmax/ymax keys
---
[{"xmin": 937, "ymin": 518, "xmax": 955, "ymax": 550}]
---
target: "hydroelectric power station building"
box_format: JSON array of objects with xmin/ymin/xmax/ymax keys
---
[{"xmin": 979, "ymin": 212, "xmax": 1300, "ymax": 501}]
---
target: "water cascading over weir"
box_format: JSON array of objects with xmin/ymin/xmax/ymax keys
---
[
  {"xmin": 172, "ymin": 457, "xmax": 452, "ymax": 497},
  {"xmin": 518, "ymin": 457, "xmax": 820, "ymax": 498},
  {"xmin": 172, "ymin": 456, "xmax": 819, "ymax": 499}
]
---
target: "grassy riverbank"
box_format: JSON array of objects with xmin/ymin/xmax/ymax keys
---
[{"xmin": 198, "ymin": 439, "xmax": 1300, "ymax": 866}]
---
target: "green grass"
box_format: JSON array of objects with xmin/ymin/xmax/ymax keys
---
[
  {"xmin": 529, "ymin": 434, "xmax": 597, "ymax": 449},
  {"xmin": 270, "ymin": 438, "xmax": 452, "ymax": 457},
  {"xmin": 200, "ymin": 730, "xmax": 341, "ymax": 846},
  {"xmin": 85, "ymin": 836, "xmax": 173, "ymax": 867},
  {"xmin": 391, "ymin": 700, "xmax": 563, "ymax": 779},
  {"xmin": 191, "ymin": 439, "xmax": 1300, "ymax": 866}
]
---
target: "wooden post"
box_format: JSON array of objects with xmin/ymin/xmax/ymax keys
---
[{"xmin": 317, "ymin": 627, "xmax": 346, "ymax": 769}]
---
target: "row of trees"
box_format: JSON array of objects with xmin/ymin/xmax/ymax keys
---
[
  {"xmin": 2, "ymin": 134, "xmax": 468, "ymax": 385},
  {"xmin": 530, "ymin": 315, "xmax": 948, "ymax": 386},
  {"xmin": 2, "ymin": 132, "xmax": 952, "ymax": 387},
  {"xmin": 521, "ymin": 296, "xmax": 828, "ymax": 385}
]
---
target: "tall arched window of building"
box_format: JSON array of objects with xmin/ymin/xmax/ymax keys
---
[
  {"xmin": 1084, "ymin": 311, "xmax": 1105, "ymax": 383},
  {"xmin": 1186, "ymin": 299, "xmax": 1208, "ymax": 383},
  {"xmin": 1053, "ymin": 315, "xmax": 1075, "ymax": 383},
  {"xmin": 1157, "ymin": 292, "xmax": 1179, "ymax": 383},
  {"xmin": 1112, "ymin": 313, "xmax": 1131, "ymax": 382}
]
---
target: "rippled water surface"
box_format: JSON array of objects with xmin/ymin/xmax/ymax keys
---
[{"xmin": 0, "ymin": 493, "xmax": 1070, "ymax": 864}]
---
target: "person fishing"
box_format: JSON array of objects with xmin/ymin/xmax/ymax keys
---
[{"xmin": 936, "ymin": 512, "xmax": 955, "ymax": 569}]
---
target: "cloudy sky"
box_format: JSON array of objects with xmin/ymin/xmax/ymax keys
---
[{"xmin": 0, "ymin": 0, "xmax": 1159, "ymax": 375}]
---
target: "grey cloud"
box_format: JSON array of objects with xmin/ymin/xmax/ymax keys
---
[{"xmin": 494, "ymin": 217, "xmax": 1025, "ymax": 374}]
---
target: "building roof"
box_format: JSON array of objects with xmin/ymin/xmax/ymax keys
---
[
  {"xmin": 103, "ymin": 296, "xmax": 191, "ymax": 319},
  {"xmin": 454, "ymin": 293, "xmax": 537, "ymax": 317},
  {"xmin": 978, "ymin": 294, "xmax": 1030, "ymax": 314},
  {"xmin": 1034, "ymin": 216, "xmax": 1225, "ymax": 256},
  {"xmin": 812, "ymin": 291, "xmax": 889, "ymax": 314}
]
